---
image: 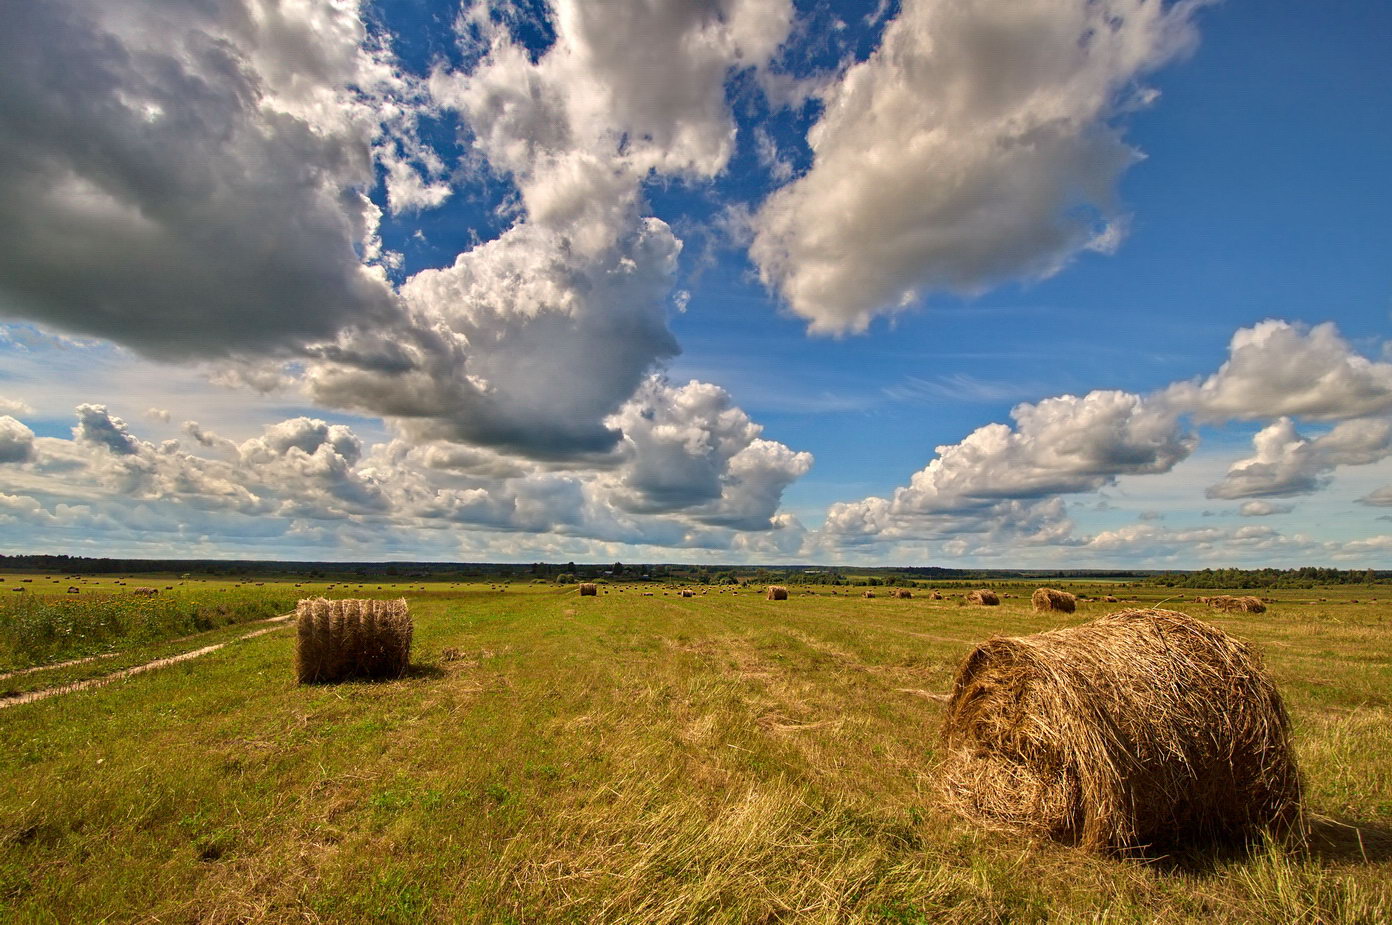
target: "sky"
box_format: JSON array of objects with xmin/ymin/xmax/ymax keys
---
[{"xmin": 1, "ymin": 0, "xmax": 1390, "ymax": 568}]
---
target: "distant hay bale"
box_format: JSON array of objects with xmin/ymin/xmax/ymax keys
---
[
  {"xmin": 132, "ymin": 586, "xmax": 159, "ymax": 596},
  {"xmin": 578, "ymin": 583, "xmax": 598, "ymax": 596},
  {"xmin": 892, "ymin": 589, "xmax": 913, "ymax": 599},
  {"xmin": 1104, "ymin": 595, "xmax": 1118, "ymax": 603},
  {"xmin": 295, "ymin": 598, "xmax": 413, "ymax": 684},
  {"xmin": 1207, "ymin": 595, "xmax": 1267, "ymax": 614},
  {"xmin": 1031, "ymin": 588, "xmax": 1077, "ymax": 613},
  {"xmin": 929, "ymin": 590, "xmax": 943, "ymax": 600},
  {"xmin": 966, "ymin": 589, "xmax": 1000, "ymax": 606},
  {"xmin": 938, "ymin": 609, "xmax": 1302, "ymax": 854},
  {"xmin": 861, "ymin": 590, "xmax": 876, "ymax": 598},
  {"xmin": 680, "ymin": 589, "xmax": 695, "ymax": 598},
  {"xmin": 766, "ymin": 585, "xmax": 788, "ymax": 601}
]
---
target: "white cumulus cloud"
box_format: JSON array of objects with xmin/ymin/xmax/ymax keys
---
[{"xmin": 750, "ymin": 0, "xmax": 1199, "ymax": 332}]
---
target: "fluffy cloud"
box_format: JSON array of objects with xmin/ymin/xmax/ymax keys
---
[
  {"xmin": 430, "ymin": 0, "xmax": 792, "ymax": 255},
  {"xmin": 0, "ymin": 397, "xmax": 34, "ymax": 417},
  {"xmin": 0, "ymin": 0, "xmax": 403, "ymax": 359},
  {"xmin": 1083, "ymin": 522, "xmax": 1317, "ymax": 561},
  {"xmin": 305, "ymin": 218, "xmax": 682, "ymax": 458},
  {"xmin": 602, "ymin": 379, "xmax": 813, "ymax": 529},
  {"xmin": 0, "ymin": 416, "xmax": 36, "ymax": 464},
  {"xmin": 1166, "ymin": 320, "xmax": 1392, "ymax": 421},
  {"xmin": 750, "ymin": 0, "xmax": 1199, "ymax": 332},
  {"xmin": 1358, "ymin": 485, "xmax": 1392, "ymax": 507},
  {"xmin": 1238, "ymin": 500, "xmax": 1294, "ymax": 517},
  {"xmin": 2, "ymin": 395, "xmax": 810, "ymax": 554},
  {"xmin": 1207, "ymin": 417, "xmax": 1392, "ymax": 499},
  {"xmin": 292, "ymin": 0, "xmax": 798, "ymax": 461},
  {"xmin": 823, "ymin": 319, "xmax": 1392, "ymax": 555},
  {"xmin": 824, "ymin": 389, "xmax": 1192, "ymax": 542}
]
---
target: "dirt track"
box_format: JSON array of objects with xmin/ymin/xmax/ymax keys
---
[{"xmin": 0, "ymin": 614, "xmax": 294, "ymax": 710}]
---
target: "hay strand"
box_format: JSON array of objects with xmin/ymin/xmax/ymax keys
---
[{"xmin": 938, "ymin": 608, "xmax": 1302, "ymax": 853}]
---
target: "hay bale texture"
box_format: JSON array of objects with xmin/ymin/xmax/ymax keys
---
[
  {"xmin": 966, "ymin": 589, "xmax": 1000, "ymax": 606},
  {"xmin": 295, "ymin": 598, "xmax": 413, "ymax": 683},
  {"xmin": 892, "ymin": 589, "xmax": 913, "ymax": 599},
  {"xmin": 766, "ymin": 585, "xmax": 788, "ymax": 601},
  {"xmin": 1207, "ymin": 594, "xmax": 1267, "ymax": 614},
  {"xmin": 1031, "ymin": 588, "xmax": 1076, "ymax": 613},
  {"xmin": 938, "ymin": 608, "xmax": 1301, "ymax": 853},
  {"xmin": 578, "ymin": 582, "xmax": 598, "ymax": 596}
]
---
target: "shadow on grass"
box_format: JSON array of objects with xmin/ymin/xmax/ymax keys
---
[
  {"xmin": 1143, "ymin": 814, "xmax": 1392, "ymax": 874},
  {"xmin": 299, "ymin": 662, "xmax": 447, "ymax": 686},
  {"xmin": 1303, "ymin": 813, "xmax": 1392, "ymax": 864}
]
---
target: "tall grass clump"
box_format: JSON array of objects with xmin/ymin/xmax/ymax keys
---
[
  {"xmin": 0, "ymin": 587, "xmax": 296, "ymax": 670},
  {"xmin": 939, "ymin": 608, "xmax": 1302, "ymax": 854},
  {"xmin": 295, "ymin": 598, "xmax": 412, "ymax": 683}
]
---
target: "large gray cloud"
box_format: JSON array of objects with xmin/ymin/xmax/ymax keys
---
[
  {"xmin": 750, "ymin": 0, "xmax": 1199, "ymax": 332},
  {"xmin": 0, "ymin": 416, "xmax": 35, "ymax": 464},
  {"xmin": 0, "ymin": 0, "xmax": 401, "ymax": 358},
  {"xmin": 305, "ymin": 218, "xmax": 683, "ymax": 458}
]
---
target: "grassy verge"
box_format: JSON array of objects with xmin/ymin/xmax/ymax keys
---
[
  {"xmin": 0, "ymin": 583, "xmax": 1388, "ymax": 923},
  {"xmin": 0, "ymin": 584, "xmax": 297, "ymax": 671}
]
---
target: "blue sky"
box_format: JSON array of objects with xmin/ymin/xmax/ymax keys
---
[{"xmin": 1, "ymin": 0, "xmax": 1390, "ymax": 566}]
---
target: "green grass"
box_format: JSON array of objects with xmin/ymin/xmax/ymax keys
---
[{"xmin": 0, "ymin": 580, "xmax": 1389, "ymax": 923}]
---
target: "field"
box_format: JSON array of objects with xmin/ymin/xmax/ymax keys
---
[{"xmin": 1, "ymin": 577, "xmax": 1390, "ymax": 923}]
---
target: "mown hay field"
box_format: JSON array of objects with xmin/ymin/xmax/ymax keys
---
[{"xmin": 1, "ymin": 578, "xmax": 1390, "ymax": 923}]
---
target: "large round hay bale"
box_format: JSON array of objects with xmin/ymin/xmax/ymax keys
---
[
  {"xmin": 1031, "ymin": 588, "xmax": 1076, "ymax": 613},
  {"xmin": 862, "ymin": 590, "xmax": 876, "ymax": 599},
  {"xmin": 892, "ymin": 589, "xmax": 913, "ymax": 599},
  {"xmin": 295, "ymin": 598, "xmax": 413, "ymax": 683},
  {"xmin": 929, "ymin": 590, "xmax": 943, "ymax": 600},
  {"xmin": 766, "ymin": 585, "xmax": 788, "ymax": 601},
  {"xmin": 578, "ymin": 582, "xmax": 598, "ymax": 596},
  {"xmin": 938, "ymin": 609, "xmax": 1301, "ymax": 853},
  {"xmin": 966, "ymin": 589, "xmax": 999, "ymax": 606},
  {"xmin": 1207, "ymin": 594, "xmax": 1266, "ymax": 614}
]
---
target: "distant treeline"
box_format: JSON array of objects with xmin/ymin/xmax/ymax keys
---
[
  {"xmin": 1147, "ymin": 567, "xmax": 1388, "ymax": 589},
  {"xmin": 2, "ymin": 555, "xmax": 1386, "ymax": 587}
]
